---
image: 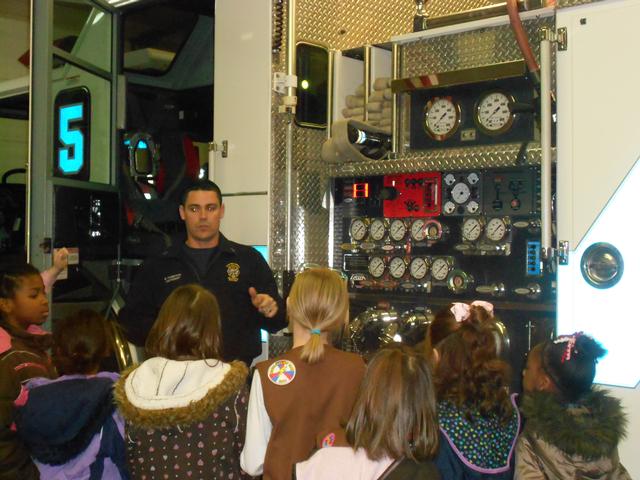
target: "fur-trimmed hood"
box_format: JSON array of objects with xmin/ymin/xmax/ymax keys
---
[
  {"xmin": 521, "ymin": 388, "xmax": 627, "ymax": 460},
  {"xmin": 114, "ymin": 358, "xmax": 247, "ymax": 429}
]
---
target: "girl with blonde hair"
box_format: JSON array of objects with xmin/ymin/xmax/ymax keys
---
[{"xmin": 241, "ymin": 268, "xmax": 366, "ymax": 480}]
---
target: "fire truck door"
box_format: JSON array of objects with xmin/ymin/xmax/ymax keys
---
[
  {"xmin": 211, "ymin": 0, "xmax": 272, "ymax": 247},
  {"xmin": 556, "ymin": 0, "xmax": 640, "ymax": 473}
]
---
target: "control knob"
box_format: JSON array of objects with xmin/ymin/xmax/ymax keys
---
[
  {"xmin": 475, "ymin": 283, "xmax": 506, "ymax": 297},
  {"xmin": 514, "ymin": 283, "xmax": 541, "ymax": 299}
]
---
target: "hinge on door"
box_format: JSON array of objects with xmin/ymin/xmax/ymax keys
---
[
  {"xmin": 541, "ymin": 27, "xmax": 567, "ymax": 51},
  {"xmin": 557, "ymin": 27, "xmax": 568, "ymax": 51},
  {"xmin": 209, "ymin": 140, "xmax": 228, "ymax": 158},
  {"xmin": 558, "ymin": 240, "xmax": 569, "ymax": 265},
  {"xmin": 272, "ymin": 72, "xmax": 297, "ymax": 94}
]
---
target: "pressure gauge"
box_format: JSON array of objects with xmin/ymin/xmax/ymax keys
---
[
  {"xmin": 443, "ymin": 201, "xmax": 456, "ymax": 215},
  {"xmin": 349, "ymin": 218, "xmax": 368, "ymax": 242},
  {"xmin": 369, "ymin": 218, "xmax": 386, "ymax": 241},
  {"xmin": 444, "ymin": 173, "xmax": 456, "ymax": 186},
  {"xmin": 389, "ymin": 219, "xmax": 407, "ymax": 242},
  {"xmin": 368, "ymin": 256, "xmax": 386, "ymax": 278},
  {"xmin": 409, "ymin": 257, "xmax": 429, "ymax": 280},
  {"xmin": 410, "ymin": 218, "xmax": 427, "ymax": 242},
  {"xmin": 486, "ymin": 217, "xmax": 508, "ymax": 241},
  {"xmin": 467, "ymin": 172, "xmax": 480, "ymax": 185},
  {"xmin": 475, "ymin": 91, "xmax": 515, "ymax": 135},
  {"xmin": 431, "ymin": 258, "xmax": 451, "ymax": 281},
  {"xmin": 423, "ymin": 97, "xmax": 461, "ymax": 141},
  {"xmin": 447, "ymin": 269, "xmax": 473, "ymax": 294},
  {"xmin": 424, "ymin": 219, "xmax": 443, "ymax": 241},
  {"xmin": 451, "ymin": 182, "xmax": 471, "ymax": 204},
  {"xmin": 466, "ymin": 200, "xmax": 480, "ymax": 214},
  {"xmin": 462, "ymin": 217, "xmax": 483, "ymax": 242},
  {"xmin": 388, "ymin": 257, "xmax": 407, "ymax": 279}
]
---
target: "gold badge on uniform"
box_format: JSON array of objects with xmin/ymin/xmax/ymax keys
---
[{"xmin": 226, "ymin": 262, "xmax": 240, "ymax": 282}]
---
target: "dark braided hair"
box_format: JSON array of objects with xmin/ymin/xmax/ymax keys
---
[{"xmin": 541, "ymin": 333, "xmax": 606, "ymax": 403}]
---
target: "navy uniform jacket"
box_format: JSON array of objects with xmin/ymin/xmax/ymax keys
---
[{"xmin": 119, "ymin": 233, "xmax": 286, "ymax": 365}]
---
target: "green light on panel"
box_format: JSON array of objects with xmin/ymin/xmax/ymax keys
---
[{"xmin": 301, "ymin": 79, "xmax": 310, "ymax": 90}]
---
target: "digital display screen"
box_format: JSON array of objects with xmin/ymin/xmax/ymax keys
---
[
  {"xmin": 54, "ymin": 87, "xmax": 91, "ymax": 180},
  {"xmin": 352, "ymin": 182, "xmax": 369, "ymax": 198}
]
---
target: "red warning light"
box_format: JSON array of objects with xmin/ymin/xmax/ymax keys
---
[{"xmin": 352, "ymin": 182, "xmax": 369, "ymax": 198}]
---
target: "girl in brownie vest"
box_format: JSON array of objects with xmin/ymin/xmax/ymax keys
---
[{"xmin": 241, "ymin": 268, "xmax": 366, "ymax": 480}]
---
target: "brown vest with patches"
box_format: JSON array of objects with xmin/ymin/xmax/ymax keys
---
[{"xmin": 257, "ymin": 346, "xmax": 365, "ymax": 480}]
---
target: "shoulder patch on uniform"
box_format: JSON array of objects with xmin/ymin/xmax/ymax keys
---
[
  {"xmin": 267, "ymin": 359, "xmax": 296, "ymax": 386},
  {"xmin": 164, "ymin": 273, "xmax": 182, "ymax": 283},
  {"xmin": 321, "ymin": 432, "xmax": 336, "ymax": 448}
]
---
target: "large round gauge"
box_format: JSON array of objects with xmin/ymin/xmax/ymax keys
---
[
  {"xmin": 410, "ymin": 219, "xmax": 427, "ymax": 242},
  {"xmin": 485, "ymin": 217, "xmax": 508, "ymax": 242},
  {"xmin": 369, "ymin": 218, "xmax": 386, "ymax": 241},
  {"xmin": 349, "ymin": 218, "xmax": 368, "ymax": 242},
  {"xmin": 475, "ymin": 91, "xmax": 515, "ymax": 135},
  {"xmin": 388, "ymin": 257, "xmax": 407, "ymax": 279},
  {"xmin": 368, "ymin": 256, "xmax": 386, "ymax": 278},
  {"xmin": 389, "ymin": 219, "xmax": 407, "ymax": 242},
  {"xmin": 451, "ymin": 182, "xmax": 471, "ymax": 204},
  {"xmin": 409, "ymin": 257, "xmax": 429, "ymax": 280},
  {"xmin": 462, "ymin": 217, "xmax": 483, "ymax": 242},
  {"xmin": 423, "ymin": 97, "xmax": 461, "ymax": 141},
  {"xmin": 431, "ymin": 258, "xmax": 451, "ymax": 281}
]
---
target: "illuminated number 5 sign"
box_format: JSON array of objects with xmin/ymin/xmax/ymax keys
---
[{"xmin": 54, "ymin": 88, "xmax": 91, "ymax": 180}]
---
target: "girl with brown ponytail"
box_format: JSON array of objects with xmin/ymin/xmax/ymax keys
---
[{"xmin": 241, "ymin": 268, "xmax": 366, "ymax": 480}]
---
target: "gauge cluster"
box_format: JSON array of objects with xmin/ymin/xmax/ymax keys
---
[
  {"xmin": 410, "ymin": 76, "xmax": 535, "ymax": 149},
  {"xmin": 335, "ymin": 166, "xmax": 552, "ymax": 301}
]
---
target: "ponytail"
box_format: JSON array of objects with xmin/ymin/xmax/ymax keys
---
[
  {"xmin": 288, "ymin": 269, "xmax": 348, "ymax": 364},
  {"xmin": 301, "ymin": 329, "xmax": 325, "ymax": 363}
]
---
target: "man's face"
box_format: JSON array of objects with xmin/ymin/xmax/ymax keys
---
[{"xmin": 179, "ymin": 190, "xmax": 225, "ymax": 248}]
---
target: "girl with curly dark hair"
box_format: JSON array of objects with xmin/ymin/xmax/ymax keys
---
[
  {"xmin": 430, "ymin": 302, "xmax": 520, "ymax": 479},
  {"xmin": 516, "ymin": 333, "xmax": 630, "ymax": 479}
]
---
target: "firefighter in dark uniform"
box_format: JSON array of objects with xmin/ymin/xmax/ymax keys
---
[{"xmin": 120, "ymin": 179, "xmax": 286, "ymax": 366}]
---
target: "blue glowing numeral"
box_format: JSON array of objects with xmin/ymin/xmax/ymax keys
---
[{"xmin": 58, "ymin": 103, "xmax": 84, "ymax": 174}]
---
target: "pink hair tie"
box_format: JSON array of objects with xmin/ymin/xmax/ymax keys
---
[
  {"xmin": 470, "ymin": 300, "xmax": 494, "ymax": 317},
  {"xmin": 555, "ymin": 331, "xmax": 584, "ymax": 363},
  {"xmin": 450, "ymin": 303, "xmax": 471, "ymax": 322}
]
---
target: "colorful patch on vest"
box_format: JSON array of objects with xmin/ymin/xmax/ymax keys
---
[
  {"xmin": 267, "ymin": 359, "xmax": 296, "ymax": 386},
  {"xmin": 321, "ymin": 432, "xmax": 336, "ymax": 448},
  {"xmin": 226, "ymin": 262, "xmax": 240, "ymax": 282}
]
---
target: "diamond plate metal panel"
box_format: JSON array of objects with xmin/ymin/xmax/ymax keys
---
[
  {"xmin": 270, "ymin": 0, "xmax": 289, "ymax": 272},
  {"xmin": 402, "ymin": 16, "xmax": 554, "ymax": 76},
  {"xmin": 557, "ymin": 0, "xmax": 603, "ymax": 7},
  {"xmin": 328, "ymin": 145, "xmax": 545, "ymax": 177},
  {"xmin": 291, "ymin": 127, "xmax": 330, "ymax": 268},
  {"xmin": 296, "ymin": 0, "xmax": 413, "ymax": 50}
]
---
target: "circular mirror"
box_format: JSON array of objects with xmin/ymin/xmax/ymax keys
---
[{"xmin": 580, "ymin": 242, "xmax": 624, "ymax": 289}]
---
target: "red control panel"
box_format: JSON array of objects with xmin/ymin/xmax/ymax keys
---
[{"xmin": 383, "ymin": 172, "xmax": 442, "ymax": 218}]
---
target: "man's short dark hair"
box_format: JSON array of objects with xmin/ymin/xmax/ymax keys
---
[{"xmin": 180, "ymin": 179, "xmax": 223, "ymax": 205}]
